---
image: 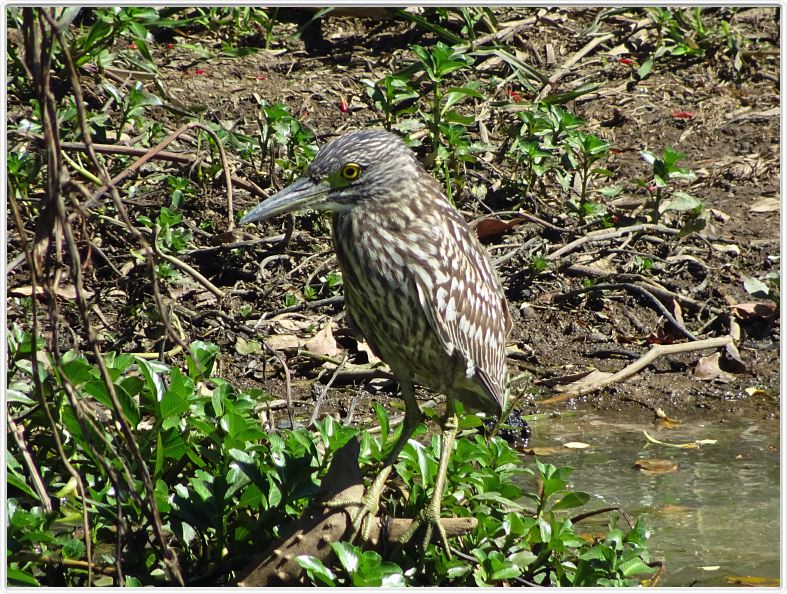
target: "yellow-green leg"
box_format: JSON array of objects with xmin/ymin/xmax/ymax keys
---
[
  {"xmin": 326, "ymin": 378, "xmax": 423, "ymax": 541},
  {"xmin": 395, "ymin": 399, "xmax": 458, "ymax": 557}
]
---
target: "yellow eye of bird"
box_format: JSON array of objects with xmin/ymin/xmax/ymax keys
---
[{"xmin": 340, "ymin": 163, "xmax": 362, "ymax": 180}]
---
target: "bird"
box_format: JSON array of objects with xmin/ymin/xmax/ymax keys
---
[{"xmin": 240, "ymin": 128, "xmax": 511, "ymax": 554}]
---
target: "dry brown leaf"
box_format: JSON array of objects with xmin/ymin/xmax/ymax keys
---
[
  {"xmin": 749, "ymin": 196, "xmax": 780, "ymax": 213},
  {"xmin": 711, "ymin": 242, "xmax": 740, "ymax": 256},
  {"xmin": 744, "ymin": 386, "xmax": 767, "ymax": 396},
  {"xmin": 472, "ymin": 216, "xmax": 526, "ymax": 241},
  {"xmin": 304, "ymin": 322, "xmax": 339, "ymax": 357},
  {"xmin": 10, "ymin": 284, "xmax": 94, "ymax": 300},
  {"xmin": 520, "ymin": 446, "xmax": 564, "ymax": 456},
  {"xmin": 655, "ymin": 415, "xmax": 681, "ymax": 429},
  {"xmin": 708, "ymin": 208, "xmax": 731, "ymax": 222},
  {"xmin": 273, "ymin": 317, "xmax": 316, "ymax": 331},
  {"xmin": 266, "ymin": 334, "xmax": 301, "ymax": 351},
  {"xmin": 633, "ymin": 458, "xmax": 679, "ymax": 474},
  {"xmin": 354, "ymin": 339, "xmax": 381, "ymax": 365},
  {"xmin": 725, "ymin": 576, "xmax": 780, "ymax": 587},
  {"xmin": 721, "ymin": 342, "xmax": 746, "ymax": 374},
  {"xmin": 693, "ymin": 352, "xmax": 736, "ymax": 383},
  {"xmin": 730, "ymin": 302, "xmax": 778, "ymax": 322}
]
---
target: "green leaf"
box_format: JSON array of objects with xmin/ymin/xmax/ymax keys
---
[
  {"xmin": 160, "ymin": 387, "xmax": 188, "ymax": 420},
  {"xmin": 229, "ymin": 448, "xmax": 255, "ymax": 465},
  {"xmin": 490, "ymin": 562, "xmax": 521, "ymax": 581},
  {"xmin": 7, "ymin": 566, "xmax": 40, "ymax": 586},
  {"xmin": 332, "ymin": 541, "xmax": 360, "ymax": 573},
  {"xmin": 744, "ymin": 276, "xmax": 770, "ymax": 297},
  {"xmin": 541, "ymin": 477, "xmax": 565, "ymax": 501},
  {"xmin": 154, "ymin": 431, "xmax": 164, "ymax": 477},
  {"xmin": 442, "ymin": 110, "xmax": 475, "ymax": 125},
  {"xmin": 296, "ymin": 555, "xmax": 337, "ymax": 586},
  {"xmin": 62, "ymin": 538, "xmax": 86, "ymax": 560},
  {"xmin": 637, "ymin": 57, "xmax": 654, "ymax": 79},
  {"xmin": 187, "ymin": 340, "xmax": 220, "ymax": 378},
  {"xmin": 373, "ymin": 402, "xmax": 389, "ymax": 447},
  {"xmin": 619, "ymin": 556, "xmax": 654, "ymax": 577},
  {"xmin": 551, "ymin": 491, "xmax": 591, "ymax": 510},
  {"xmin": 660, "ymin": 191, "xmax": 702, "ymax": 212},
  {"xmin": 541, "ymin": 82, "xmax": 599, "ymax": 105},
  {"xmin": 134, "ymin": 37, "xmax": 153, "ymax": 62}
]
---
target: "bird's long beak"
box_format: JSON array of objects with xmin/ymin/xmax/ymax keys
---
[{"xmin": 240, "ymin": 177, "xmax": 330, "ymax": 224}]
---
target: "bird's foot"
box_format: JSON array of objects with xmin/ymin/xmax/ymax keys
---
[
  {"xmin": 394, "ymin": 498, "xmax": 452, "ymax": 558},
  {"xmin": 323, "ymin": 466, "xmax": 392, "ymax": 543}
]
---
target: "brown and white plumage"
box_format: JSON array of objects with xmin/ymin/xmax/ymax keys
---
[{"xmin": 332, "ymin": 168, "xmax": 511, "ymax": 415}]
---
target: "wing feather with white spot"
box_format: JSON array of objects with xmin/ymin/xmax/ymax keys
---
[{"xmin": 413, "ymin": 206, "xmax": 511, "ymax": 411}]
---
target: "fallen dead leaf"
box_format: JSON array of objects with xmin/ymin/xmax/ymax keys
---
[
  {"xmin": 273, "ymin": 317, "xmax": 317, "ymax": 331},
  {"xmin": 10, "ymin": 284, "xmax": 94, "ymax": 300},
  {"xmin": 749, "ymin": 196, "xmax": 780, "ymax": 213},
  {"xmin": 730, "ymin": 302, "xmax": 778, "ymax": 322},
  {"xmin": 266, "ymin": 334, "xmax": 301, "ymax": 351},
  {"xmin": 520, "ymin": 446, "xmax": 564, "ymax": 456},
  {"xmin": 643, "ymin": 430, "xmax": 717, "ymax": 449},
  {"xmin": 725, "ymin": 575, "xmax": 780, "ymax": 587},
  {"xmin": 304, "ymin": 322, "xmax": 339, "ymax": 357},
  {"xmin": 721, "ymin": 342, "xmax": 746, "ymax": 374},
  {"xmin": 633, "ymin": 458, "xmax": 679, "ymax": 474},
  {"xmin": 693, "ymin": 352, "xmax": 737, "ymax": 383},
  {"xmin": 655, "ymin": 417, "xmax": 681, "ymax": 429},
  {"xmin": 744, "ymin": 386, "xmax": 767, "ymax": 396},
  {"xmin": 563, "ymin": 441, "xmax": 590, "ymax": 449},
  {"xmin": 472, "ymin": 216, "xmax": 526, "ymax": 241},
  {"xmin": 654, "ymin": 408, "xmax": 680, "ymax": 425},
  {"xmin": 711, "ymin": 243, "xmax": 740, "ymax": 256}
]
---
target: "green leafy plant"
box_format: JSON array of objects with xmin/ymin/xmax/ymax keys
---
[
  {"xmin": 508, "ymin": 103, "xmax": 612, "ymax": 215},
  {"xmin": 638, "ymin": 7, "xmax": 744, "ymax": 80},
  {"xmin": 137, "ymin": 206, "xmax": 193, "ymax": 255},
  {"xmin": 313, "ymin": 404, "xmax": 654, "ymax": 587},
  {"xmin": 637, "ymin": 147, "xmax": 706, "ymax": 231},
  {"xmin": 362, "ymin": 74, "xmax": 419, "ymax": 131},
  {"xmin": 166, "ymin": 176, "xmax": 195, "ymax": 209},
  {"xmin": 563, "ymin": 131, "xmax": 612, "ymax": 220},
  {"xmin": 102, "ymin": 80, "xmax": 163, "ymax": 138},
  {"xmin": 257, "ymin": 101, "xmax": 317, "ymax": 183},
  {"xmin": 411, "ymin": 42, "xmax": 483, "ymax": 152},
  {"xmin": 7, "ymin": 328, "xmax": 655, "ymax": 586},
  {"xmin": 408, "ymin": 42, "xmax": 486, "ymax": 198},
  {"xmin": 7, "ymin": 150, "xmax": 41, "ymax": 199}
]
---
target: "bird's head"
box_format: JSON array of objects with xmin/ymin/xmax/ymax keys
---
[{"xmin": 240, "ymin": 129, "xmax": 420, "ymax": 225}]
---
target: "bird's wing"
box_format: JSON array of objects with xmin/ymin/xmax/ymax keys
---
[{"xmin": 412, "ymin": 207, "xmax": 510, "ymax": 410}]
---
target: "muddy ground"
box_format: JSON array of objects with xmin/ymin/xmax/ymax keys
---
[{"xmin": 7, "ymin": 7, "xmax": 780, "ymax": 431}]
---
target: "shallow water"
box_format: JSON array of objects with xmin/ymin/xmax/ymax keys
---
[{"xmin": 523, "ymin": 411, "xmax": 780, "ymax": 587}]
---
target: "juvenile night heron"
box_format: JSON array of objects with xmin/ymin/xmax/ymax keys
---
[{"xmin": 241, "ymin": 129, "xmax": 511, "ymax": 552}]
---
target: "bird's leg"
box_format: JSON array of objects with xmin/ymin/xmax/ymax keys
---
[
  {"xmin": 395, "ymin": 398, "xmax": 458, "ymax": 558},
  {"xmin": 325, "ymin": 378, "xmax": 422, "ymax": 542}
]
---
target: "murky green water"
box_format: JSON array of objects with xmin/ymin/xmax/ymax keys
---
[{"xmin": 523, "ymin": 411, "xmax": 780, "ymax": 587}]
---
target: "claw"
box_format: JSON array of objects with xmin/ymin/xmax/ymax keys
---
[{"xmin": 323, "ymin": 464, "xmax": 394, "ymax": 543}]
